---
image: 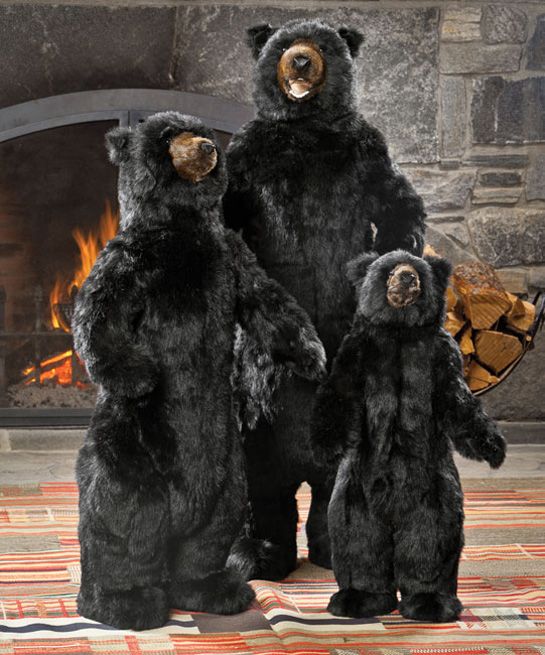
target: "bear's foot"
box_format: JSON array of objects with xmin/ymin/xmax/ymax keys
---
[
  {"xmin": 227, "ymin": 537, "xmax": 294, "ymax": 581},
  {"xmin": 253, "ymin": 548, "xmax": 297, "ymax": 581},
  {"xmin": 308, "ymin": 536, "xmax": 332, "ymax": 570},
  {"xmin": 78, "ymin": 585, "xmax": 169, "ymax": 630},
  {"xmin": 170, "ymin": 569, "xmax": 255, "ymax": 615},
  {"xmin": 328, "ymin": 588, "xmax": 397, "ymax": 618},
  {"xmin": 400, "ymin": 592, "xmax": 462, "ymax": 623}
]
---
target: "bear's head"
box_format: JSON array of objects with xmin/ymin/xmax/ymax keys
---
[
  {"xmin": 247, "ymin": 19, "xmax": 363, "ymax": 120},
  {"xmin": 105, "ymin": 112, "xmax": 227, "ymax": 229},
  {"xmin": 347, "ymin": 250, "xmax": 451, "ymax": 329}
]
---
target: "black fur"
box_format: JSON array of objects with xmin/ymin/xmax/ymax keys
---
[
  {"xmin": 223, "ymin": 19, "xmax": 427, "ymax": 579},
  {"xmin": 311, "ymin": 250, "xmax": 506, "ymax": 622},
  {"xmin": 73, "ymin": 112, "xmax": 325, "ymax": 630}
]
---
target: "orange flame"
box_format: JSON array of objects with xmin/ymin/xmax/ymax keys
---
[
  {"xmin": 25, "ymin": 200, "xmax": 119, "ymax": 387},
  {"xmin": 50, "ymin": 200, "xmax": 119, "ymax": 331}
]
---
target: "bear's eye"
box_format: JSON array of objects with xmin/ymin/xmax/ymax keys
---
[{"xmin": 160, "ymin": 127, "xmax": 175, "ymax": 143}]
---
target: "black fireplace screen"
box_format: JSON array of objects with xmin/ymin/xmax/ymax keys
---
[{"xmin": 0, "ymin": 121, "xmax": 119, "ymax": 412}]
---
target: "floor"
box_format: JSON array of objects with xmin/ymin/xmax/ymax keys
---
[
  {"xmin": 1, "ymin": 445, "xmax": 544, "ymax": 484},
  {"xmin": 1, "ymin": 437, "xmax": 544, "ymax": 654}
]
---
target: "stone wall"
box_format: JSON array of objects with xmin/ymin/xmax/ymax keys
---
[{"xmin": 0, "ymin": 1, "xmax": 544, "ymax": 420}]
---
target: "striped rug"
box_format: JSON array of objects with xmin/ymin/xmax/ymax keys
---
[{"xmin": 0, "ymin": 478, "xmax": 544, "ymax": 654}]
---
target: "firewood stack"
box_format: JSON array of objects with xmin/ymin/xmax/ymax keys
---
[{"xmin": 443, "ymin": 260, "xmax": 535, "ymax": 392}]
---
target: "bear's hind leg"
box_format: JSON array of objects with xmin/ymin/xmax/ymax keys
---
[
  {"xmin": 248, "ymin": 486, "xmax": 300, "ymax": 580},
  {"xmin": 395, "ymin": 475, "xmax": 464, "ymax": 623},
  {"xmin": 327, "ymin": 459, "xmax": 397, "ymax": 618},
  {"xmin": 306, "ymin": 478, "xmax": 334, "ymax": 569},
  {"xmin": 77, "ymin": 407, "xmax": 170, "ymax": 630},
  {"xmin": 169, "ymin": 461, "xmax": 255, "ymax": 615}
]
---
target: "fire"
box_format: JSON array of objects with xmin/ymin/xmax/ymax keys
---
[
  {"xmin": 25, "ymin": 201, "xmax": 119, "ymax": 387},
  {"xmin": 50, "ymin": 200, "xmax": 119, "ymax": 331}
]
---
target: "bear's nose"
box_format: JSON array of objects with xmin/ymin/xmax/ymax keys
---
[
  {"xmin": 200, "ymin": 142, "xmax": 216, "ymax": 155},
  {"xmin": 400, "ymin": 271, "xmax": 417, "ymax": 286},
  {"xmin": 293, "ymin": 55, "xmax": 310, "ymax": 72}
]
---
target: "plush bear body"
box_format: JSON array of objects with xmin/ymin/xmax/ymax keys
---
[
  {"xmin": 224, "ymin": 19, "xmax": 427, "ymax": 579},
  {"xmin": 312, "ymin": 250, "xmax": 506, "ymax": 622},
  {"xmin": 73, "ymin": 112, "xmax": 325, "ymax": 630}
]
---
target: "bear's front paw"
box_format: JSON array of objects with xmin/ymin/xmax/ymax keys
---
[
  {"xmin": 286, "ymin": 335, "xmax": 327, "ymax": 382},
  {"xmin": 483, "ymin": 431, "xmax": 507, "ymax": 469}
]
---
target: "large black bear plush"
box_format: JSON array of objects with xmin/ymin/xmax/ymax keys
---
[
  {"xmin": 312, "ymin": 250, "xmax": 506, "ymax": 622},
  {"xmin": 73, "ymin": 112, "xmax": 326, "ymax": 630},
  {"xmin": 223, "ymin": 19, "xmax": 427, "ymax": 579}
]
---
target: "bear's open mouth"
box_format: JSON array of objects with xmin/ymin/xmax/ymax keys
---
[{"xmin": 287, "ymin": 78, "xmax": 313, "ymax": 99}]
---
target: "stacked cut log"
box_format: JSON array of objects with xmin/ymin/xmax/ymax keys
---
[{"xmin": 441, "ymin": 258, "xmax": 535, "ymax": 392}]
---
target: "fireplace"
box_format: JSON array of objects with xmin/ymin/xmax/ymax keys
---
[{"xmin": 0, "ymin": 89, "xmax": 253, "ymax": 426}]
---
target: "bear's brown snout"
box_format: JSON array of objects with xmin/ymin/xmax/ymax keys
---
[
  {"xmin": 386, "ymin": 264, "xmax": 421, "ymax": 308},
  {"xmin": 168, "ymin": 132, "xmax": 217, "ymax": 183},
  {"xmin": 277, "ymin": 39, "xmax": 326, "ymax": 102}
]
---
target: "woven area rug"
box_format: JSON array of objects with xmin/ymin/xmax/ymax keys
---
[{"xmin": 0, "ymin": 478, "xmax": 544, "ymax": 654}]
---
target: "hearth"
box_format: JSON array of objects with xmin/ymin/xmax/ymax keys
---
[{"xmin": 0, "ymin": 89, "xmax": 253, "ymax": 426}]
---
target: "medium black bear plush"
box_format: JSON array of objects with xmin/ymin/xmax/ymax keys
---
[
  {"xmin": 73, "ymin": 112, "xmax": 326, "ymax": 630},
  {"xmin": 311, "ymin": 250, "xmax": 506, "ymax": 622},
  {"xmin": 223, "ymin": 18, "xmax": 427, "ymax": 579}
]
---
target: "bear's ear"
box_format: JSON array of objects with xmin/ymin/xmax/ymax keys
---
[
  {"xmin": 338, "ymin": 27, "xmax": 364, "ymax": 58},
  {"xmin": 346, "ymin": 252, "xmax": 379, "ymax": 289},
  {"xmin": 105, "ymin": 126, "xmax": 133, "ymax": 165},
  {"xmin": 246, "ymin": 23, "xmax": 277, "ymax": 59},
  {"xmin": 425, "ymin": 256, "xmax": 452, "ymax": 295}
]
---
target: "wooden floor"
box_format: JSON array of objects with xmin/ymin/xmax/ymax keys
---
[{"xmin": 1, "ymin": 445, "xmax": 544, "ymax": 484}]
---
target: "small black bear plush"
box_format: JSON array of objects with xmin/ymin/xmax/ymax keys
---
[
  {"xmin": 73, "ymin": 112, "xmax": 325, "ymax": 630},
  {"xmin": 312, "ymin": 250, "xmax": 506, "ymax": 623},
  {"xmin": 224, "ymin": 19, "xmax": 426, "ymax": 580}
]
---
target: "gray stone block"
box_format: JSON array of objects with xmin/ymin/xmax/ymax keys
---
[
  {"xmin": 529, "ymin": 266, "xmax": 545, "ymax": 289},
  {"xmin": 478, "ymin": 171, "xmax": 522, "ymax": 187},
  {"xmin": 467, "ymin": 206, "xmax": 545, "ymax": 267},
  {"xmin": 465, "ymin": 153, "xmax": 528, "ymax": 169},
  {"xmin": 471, "ymin": 76, "xmax": 545, "ymax": 144},
  {"xmin": 527, "ymin": 14, "xmax": 545, "ymax": 70},
  {"xmin": 441, "ymin": 7, "xmax": 481, "ymax": 42},
  {"xmin": 495, "ymin": 267, "xmax": 529, "ymax": 294},
  {"xmin": 527, "ymin": 152, "xmax": 545, "ymax": 201},
  {"xmin": 173, "ymin": 5, "xmax": 439, "ymax": 163},
  {"xmin": 472, "ymin": 186, "xmax": 522, "ymax": 204},
  {"xmin": 0, "ymin": 5, "xmax": 176, "ymax": 109},
  {"xmin": 424, "ymin": 224, "xmax": 475, "ymax": 265},
  {"xmin": 405, "ymin": 167, "xmax": 476, "ymax": 212},
  {"xmin": 440, "ymin": 43, "xmax": 521, "ymax": 75},
  {"xmin": 434, "ymin": 220, "xmax": 471, "ymax": 248},
  {"xmin": 481, "ymin": 5, "xmax": 528, "ymax": 44},
  {"xmin": 440, "ymin": 76, "xmax": 466, "ymax": 158},
  {"xmin": 8, "ymin": 429, "xmax": 85, "ymax": 451}
]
